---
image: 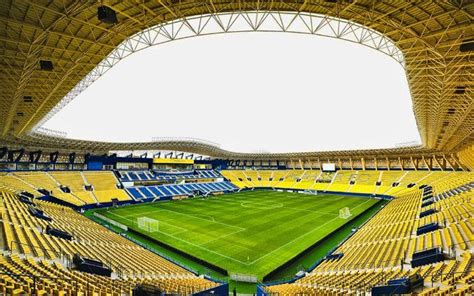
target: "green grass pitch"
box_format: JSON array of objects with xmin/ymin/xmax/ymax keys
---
[{"xmin": 95, "ymin": 190, "xmax": 378, "ymax": 279}]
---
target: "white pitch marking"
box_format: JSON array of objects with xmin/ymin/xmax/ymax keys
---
[
  {"xmin": 107, "ymin": 211, "xmax": 188, "ymax": 235},
  {"xmin": 124, "ymin": 207, "xmax": 245, "ymax": 231},
  {"xmin": 198, "ymin": 228, "xmax": 247, "ymax": 247},
  {"xmin": 106, "ymin": 192, "xmax": 376, "ymax": 267},
  {"xmin": 147, "ymin": 223, "xmax": 251, "ymax": 265},
  {"xmin": 249, "ymin": 197, "xmax": 377, "ymax": 264},
  {"xmin": 239, "ymin": 202, "xmax": 284, "ymax": 210},
  {"xmin": 212, "ymin": 196, "xmax": 338, "ymax": 216}
]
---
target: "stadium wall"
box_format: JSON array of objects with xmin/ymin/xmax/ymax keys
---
[
  {"xmin": 314, "ymin": 190, "xmax": 392, "ymax": 200},
  {"xmin": 256, "ymin": 285, "xmax": 268, "ymax": 296},
  {"xmin": 192, "ymin": 283, "xmax": 229, "ymax": 296}
]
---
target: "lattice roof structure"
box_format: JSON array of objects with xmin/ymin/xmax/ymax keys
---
[{"xmin": 0, "ymin": 1, "xmax": 472, "ymax": 160}]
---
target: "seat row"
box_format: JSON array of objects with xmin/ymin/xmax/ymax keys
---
[
  {"xmin": 0, "ymin": 190, "xmax": 218, "ymax": 295},
  {"xmin": 259, "ymin": 171, "xmax": 473, "ymax": 295},
  {"xmin": 0, "ymin": 171, "xmax": 131, "ymax": 206}
]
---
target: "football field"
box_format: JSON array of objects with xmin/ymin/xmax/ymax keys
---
[{"xmin": 95, "ymin": 190, "xmax": 379, "ymax": 279}]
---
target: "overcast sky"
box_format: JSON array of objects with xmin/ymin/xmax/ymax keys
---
[{"xmin": 42, "ymin": 32, "xmax": 421, "ymax": 153}]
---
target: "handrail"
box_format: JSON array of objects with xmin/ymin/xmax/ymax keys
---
[
  {"xmin": 0, "ymin": 259, "xmax": 219, "ymax": 295},
  {"xmin": 0, "ymin": 270, "xmax": 126, "ymax": 296},
  {"xmin": 404, "ymin": 240, "xmax": 474, "ymax": 260},
  {"xmin": 373, "ymin": 268, "xmax": 473, "ymax": 291},
  {"xmin": 8, "ymin": 240, "xmax": 70, "ymax": 263},
  {"xmin": 262, "ymin": 269, "xmax": 473, "ymax": 295}
]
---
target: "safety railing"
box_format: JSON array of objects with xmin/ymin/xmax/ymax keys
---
[
  {"xmin": 0, "ymin": 264, "xmax": 219, "ymax": 295},
  {"xmin": 8, "ymin": 240, "xmax": 71, "ymax": 265},
  {"xmin": 0, "ymin": 271, "xmax": 131, "ymax": 296},
  {"xmin": 262, "ymin": 268, "xmax": 472, "ymax": 296}
]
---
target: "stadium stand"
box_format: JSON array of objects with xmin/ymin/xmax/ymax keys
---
[
  {"xmin": 0, "ymin": 156, "xmax": 471, "ymax": 295},
  {"xmin": 83, "ymin": 171, "xmax": 130, "ymax": 203},
  {"xmin": 119, "ymin": 170, "xmax": 154, "ymax": 182},
  {"xmin": 221, "ymin": 170, "xmax": 255, "ymax": 188},
  {"xmin": 1, "ymin": 170, "xmax": 231, "ymax": 206},
  {"xmin": 0, "ymin": 172, "xmax": 131, "ymax": 206},
  {"xmin": 350, "ymin": 171, "xmax": 381, "ymax": 194},
  {"xmin": 0, "ymin": 188, "xmax": 219, "ymax": 295},
  {"xmin": 8, "ymin": 168, "xmax": 468, "ymax": 295},
  {"xmin": 254, "ymin": 171, "xmax": 474, "ymax": 295},
  {"xmin": 0, "ymin": 1, "xmax": 472, "ymax": 295},
  {"xmin": 376, "ymin": 171, "xmax": 407, "ymax": 194},
  {"xmin": 126, "ymin": 181, "xmax": 237, "ymax": 200},
  {"xmin": 326, "ymin": 170, "xmax": 357, "ymax": 192},
  {"xmin": 119, "ymin": 170, "xmax": 221, "ymax": 182},
  {"xmin": 47, "ymin": 171, "xmax": 97, "ymax": 204}
]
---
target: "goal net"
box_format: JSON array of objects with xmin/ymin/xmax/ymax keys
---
[
  {"xmin": 339, "ymin": 207, "xmax": 351, "ymax": 219},
  {"xmin": 137, "ymin": 217, "xmax": 159, "ymax": 232}
]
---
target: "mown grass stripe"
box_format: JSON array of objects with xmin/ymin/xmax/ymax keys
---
[{"xmin": 95, "ymin": 190, "xmax": 378, "ymax": 279}]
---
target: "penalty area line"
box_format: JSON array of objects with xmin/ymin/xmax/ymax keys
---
[
  {"xmin": 107, "ymin": 211, "xmax": 188, "ymax": 235},
  {"xmin": 151, "ymin": 225, "xmax": 251, "ymax": 265},
  {"xmin": 125, "ymin": 207, "xmax": 245, "ymax": 231}
]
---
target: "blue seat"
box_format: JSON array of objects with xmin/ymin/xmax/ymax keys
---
[
  {"xmin": 159, "ymin": 186, "xmax": 173, "ymax": 196},
  {"xmin": 172, "ymin": 185, "xmax": 187, "ymax": 195},
  {"xmin": 129, "ymin": 173, "xmax": 139, "ymax": 181},
  {"xmin": 148, "ymin": 186, "xmax": 163, "ymax": 197},
  {"xmin": 139, "ymin": 187, "xmax": 154, "ymax": 198},
  {"xmin": 198, "ymin": 183, "xmax": 213, "ymax": 192},
  {"xmin": 127, "ymin": 188, "xmax": 143, "ymax": 199},
  {"xmin": 165, "ymin": 186, "xmax": 180, "ymax": 195},
  {"xmin": 207, "ymin": 183, "xmax": 220, "ymax": 191}
]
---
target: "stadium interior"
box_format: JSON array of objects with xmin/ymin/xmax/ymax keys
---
[{"xmin": 0, "ymin": 1, "xmax": 473, "ymax": 295}]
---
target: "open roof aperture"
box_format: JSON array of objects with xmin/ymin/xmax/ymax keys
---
[{"xmin": 41, "ymin": 12, "xmax": 420, "ymax": 153}]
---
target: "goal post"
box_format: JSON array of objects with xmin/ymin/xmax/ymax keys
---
[
  {"xmin": 339, "ymin": 207, "xmax": 351, "ymax": 219},
  {"xmin": 137, "ymin": 217, "xmax": 159, "ymax": 232}
]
